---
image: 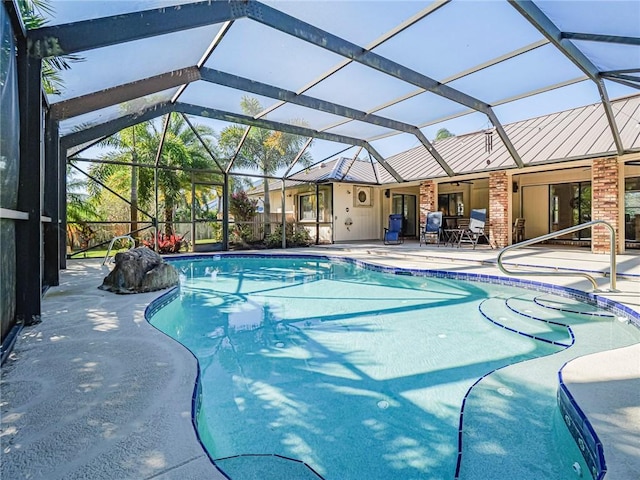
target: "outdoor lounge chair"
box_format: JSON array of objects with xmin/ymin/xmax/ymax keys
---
[
  {"xmin": 383, "ymin": 213, "xmax": 404, "ymax": 245},
  {"xmin": 420, "ymin": 211, "xmax": 443, "ymax": 246},
  {"xmin": 458, "ymin": 208, "xmax": 493, "ymax": 249}
]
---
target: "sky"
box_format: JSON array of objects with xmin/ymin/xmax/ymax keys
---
[{"xmin": 45, "ymin": 0, "xmax": 640, "ymax": 169}]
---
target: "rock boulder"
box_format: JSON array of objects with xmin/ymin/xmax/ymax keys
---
[{"xmin": 99, "ymin": 247, "xmax": 179, "ymax": 294}]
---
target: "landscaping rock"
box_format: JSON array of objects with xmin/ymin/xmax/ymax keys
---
[{"xmin": 99, "ymin": 247, "xmax": 179, "ymax": 294}]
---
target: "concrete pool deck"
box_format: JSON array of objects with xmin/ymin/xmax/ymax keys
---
[{"xmin": 1, "ymin": 243, "xmax": 638, "ymax": 479}]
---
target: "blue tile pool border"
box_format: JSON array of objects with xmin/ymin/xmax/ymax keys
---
[{"xmin": 151, "ymin": 252, "xmax": 640, "ymax": 480}]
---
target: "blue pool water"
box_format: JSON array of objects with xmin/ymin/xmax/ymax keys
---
[{"xmin": 148, "ymin": 255, "xmax": 639, "ymax": 480}]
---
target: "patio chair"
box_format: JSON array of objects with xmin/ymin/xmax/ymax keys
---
[
  {"xmin": 383, "ymin": 213, "xmax": 404, "ymax": 245},
  {"xmin": 513, "ymin": 218, "xmax": 525, "ymax": 243},
  {"xmin": 420, "ymin": 211, "xmax": 443, "ymax": 246},
  {"xmin": 458, "ymin": 209, "xmax": 493, "ymax": 249}
]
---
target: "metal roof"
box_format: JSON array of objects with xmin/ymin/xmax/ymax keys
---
[
  {"xmin": 20, "ymin": 0, "xmax": 640, "ymax": 183},
  {"xmin": 386, "ymin": 92, "xmax": 640, "ymax": 179}
]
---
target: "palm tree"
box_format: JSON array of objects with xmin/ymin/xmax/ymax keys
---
[
  {"xmin": 89, "ymin": 114, "xmax": 220, "ymax": 239},
  {"xmin": 66, "ymin": 166, "xmax": 102, "ymax": 250},
  {"xmin": 218, "ymin": 96, "xmax": 313, "ymax": 236}
]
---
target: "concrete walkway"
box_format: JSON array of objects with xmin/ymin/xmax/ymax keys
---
[{"xmin": 1, "ymin": 243, "xmax": 638, "ymax": 479}]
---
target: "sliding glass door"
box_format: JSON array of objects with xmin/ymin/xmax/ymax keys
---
[
  {"xmin": 550, "ymin": 182, "xmax": 591, "ymax": 239},
  {"xmin": 392, "ymin": 194, "xmax": 417, "ymax": 237}
]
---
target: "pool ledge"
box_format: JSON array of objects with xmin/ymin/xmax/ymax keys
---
[{"xmin": 559, "ymin": 344, "xmax": 640, "ymax": 480}]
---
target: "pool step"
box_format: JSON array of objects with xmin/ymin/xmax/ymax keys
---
[
  {"xmin": 479, "ymin": 297, "xmax": 573, "ymax": 347},
  {"xmin": 533, "ymin": 295, "xmax": 615, "ymax": 318}
]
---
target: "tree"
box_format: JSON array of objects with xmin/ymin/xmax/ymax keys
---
[
  {"xmin": 218, "ymin": 97, "xmax": 313, "ymax": 236},
  {"xmin": 435, "ymin": 128, "xmax": 455, "ymax": 141},
  {"xmin": 66, "ymin": 166, "xmax": 102, "ymax": 250},
  {"xmin": 88, "ymin": 114, "xmax": 220, "ymax": 240},
  {"xmin": 18, "ymin": 0, "xmax": 83, "ymax": 95}
]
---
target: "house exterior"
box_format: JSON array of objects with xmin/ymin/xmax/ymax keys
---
[{"xmin": 250, "ymin": 93, "xmax": 640, "ymax": 251}]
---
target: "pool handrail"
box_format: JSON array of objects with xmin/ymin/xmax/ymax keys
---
[
  {"xmin": 497, "ymin": 220, "xmax": 617, "ymax": 292},
  {"xmin": 103, "ymin": 235, "xmax": 136, "ymax": 265}
]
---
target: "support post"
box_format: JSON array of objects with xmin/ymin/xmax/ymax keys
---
[
  {"xmin": 16, "ymin": 49, "xmax": 43, "ymax": 325},
  {"xmin": 43, "ymin": 113, "xmax": 60, "ymax": 286},
  {"xmin": 281, "ymin": 182, "xmax": 286, "ymax": 249},
  {"xmin": 59, "ymin": 148, "xmax": 67, "ymax": 269},
  {"xmin": 315, "ymin": 183, "xmax": 320, "ymax": 245},
  {"xmin": 190, "ymin": 173, "xmax": 196, "ymax": 252},
  {"xmin": 222, "ymin": 173, "xmax": 229, "ymax": 250}
]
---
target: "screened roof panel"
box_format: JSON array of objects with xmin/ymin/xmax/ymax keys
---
[
  {"xmin": 323, "ymin": 120, "xmax": 395, "ymax": 142},
  {"xmin": 184, "ymin": 115, "xmax": 241, "ymax": 138},
  {"xmin": 372, "ymin": 0, "xmax": 544, "ymax": 82},
  {"xmin": 491, "ymin": 81, "xmax": 599, "ymax": 125},
  {"xmin": 537, "ymin": 0, "xmax": 640, "ymax": 38},
  {"xmin": 205, "ymin": 19, "xmax": 345, "ymax": 92},
  {"xmin": 178, "ymin": 81, "xmax": 278, "ymax": 115},
  {"xmin": 49, "ymin": 24, "xmax": 221, "ymax": 102},
  {"xmin": 571, "ymin": 41, "xmax": 640, "ymax": 73},
  {"xmin": 263, "ymin": 103, "xmax": 349, "ymax": 132},
  {"xmin": 303, "ymin": 62, "xmax": 418, "ymax": 113},
  {"xmin": 59, "ymin": 88, "xmax": 178, "ymax": 136},
  {"xmin": 44, "ymin": 0, "xmax": 194, "ymax": 26},
  {"xmin": 22, "ymin": 0, "xmax": 640, "ymax": 184},
  {"xmin": 374, "ymin": 90, "xmax": 469, "ymax": 127},
  {"xmin": 446, "ymin": 44, "xmax": 585, "ymax": 105},
  {"xmin": 289, "ymin": 141, "xmax": 359, "ymax": 174},
  {"xmin": 369, "ymin": 133, "xmax": 421, "ymax": 159},
  {"xmin": 603, "ymin": 80, "xmax": 639, "ymax": 101},
  {"xmin": 419, "ymin": 111, "xmax": 490, "ymax": 140},
  {"xmin": 261, "ymin": 0, "xmax": 431, "ymax": 47}
]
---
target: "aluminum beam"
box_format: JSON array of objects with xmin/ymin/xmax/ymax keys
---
[
  {"xmin": 180, "ymin": 113, "xmax": 225, "ymax": 172},
  {"xmin": 175, "ymin": 103, "xmax": 405, "ymax": 182},
  {"xmin": 225, "ymin": 126, "xmax": 252, "ymax": 174},
  {"xmin": 27, "ymin": 1, "xmax": 243, "ymax": 58},
  {"xmin": 560, "ymin": 32, "xmax": 640, "ymax": 46},
  {"xmin": 509, "ymin": 0, "xmax": 625, "ymax": 155},
  {"xmin": 177, "ymin": 103, "xmax": 370, "ymax": 149},
  {"xmin": 283, "ymin": 137, "xmax": 313, "ymax": 177},
  {"xmin": 60, "ymin": 102, "xmax": 174, "ymax": 149},
  {"xmin": 200, "ymin": 68, "xmax": 454, "ymax": 176},
  {"xmin": 50, "ymin": 66, "xmax": 201, "ymax": 120}
]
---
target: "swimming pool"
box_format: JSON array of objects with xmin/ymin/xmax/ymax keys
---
[{"xmin": 147, "ymin": 254, "xmax": 639, "ymax": 480}]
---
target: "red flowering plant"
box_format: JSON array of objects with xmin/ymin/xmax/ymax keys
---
[{"xmin": 143, "ymin": 232, "xmax": 186, "ymax": 254}]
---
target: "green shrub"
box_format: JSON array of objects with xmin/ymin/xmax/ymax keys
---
[{"xmin": 264, "ymin": 222, "xmax": 311, "ymax": 248}]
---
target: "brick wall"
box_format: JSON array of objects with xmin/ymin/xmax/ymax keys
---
[
  {"xmin": 489, "ymin": 171, "xmax": 509, "ymax": 248},
  {"xmin": 419, "ymin": 180, "xmax": 436, "ymax": 225},
  {"xmin": 592, "ymin": 157, "xmax": 619, "ymax": 254}
]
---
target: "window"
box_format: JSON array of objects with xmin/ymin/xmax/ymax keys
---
[
  {"xmin": 625, "ymin": 177, "xmax": 640, "ymax": 243},
  {"xmin": 298, "ymin": 192, "xmax": 324, "ymax": 222}
]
